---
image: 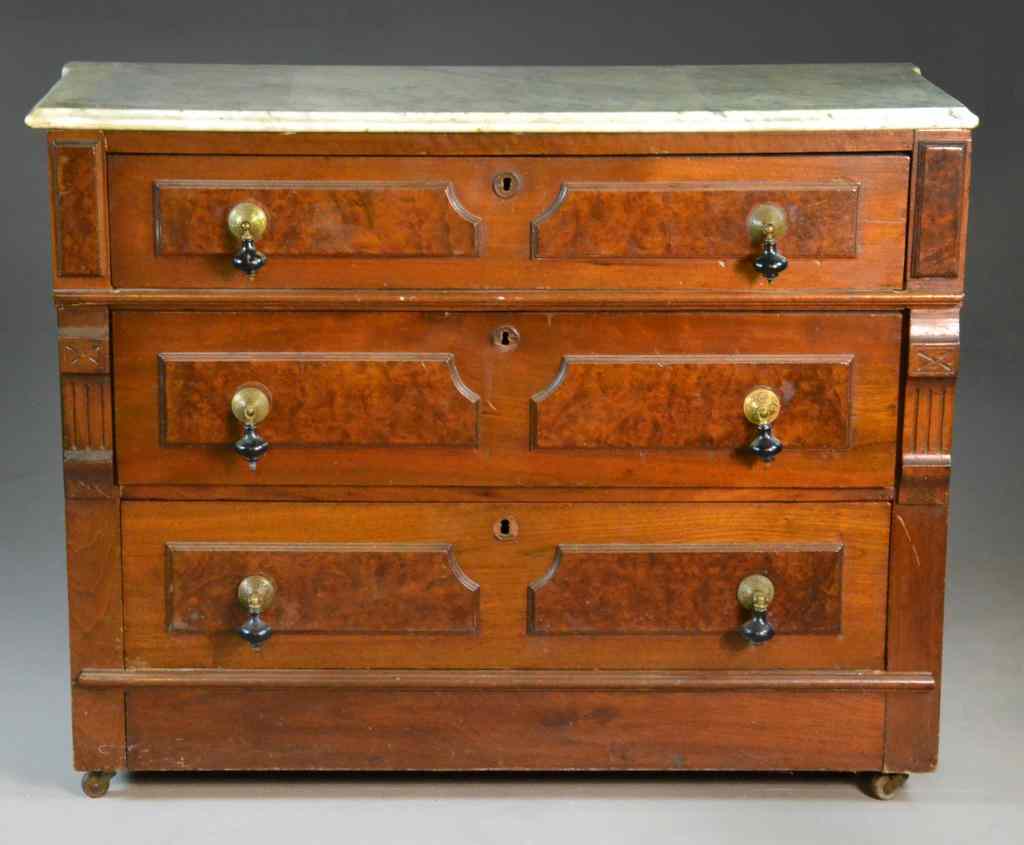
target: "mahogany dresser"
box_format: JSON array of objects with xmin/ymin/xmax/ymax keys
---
[{"xmin": 25, "ymin": 63, "xmax": 977, "ymax": 799}]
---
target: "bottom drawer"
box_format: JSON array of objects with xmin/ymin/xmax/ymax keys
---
[
  {"xmin": 123, "ymin": 501, "xmax": 890, "ymax": 670},
  {"xmin": 126, "ymin": 687, "xmax": 885, "ymax": 772}
]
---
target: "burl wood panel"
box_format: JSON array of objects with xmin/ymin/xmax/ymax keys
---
[
  {"xmin": 528, "ymin": 544, "xmax": 842, "ymax": 635},
  {"xmin": 50, "ymin": 138, "xmax": 105, "ymax": 279},
  {"xmin": 166, "ymin": 542, "xmax": 479, "ymax": 635},
  {"xmin": 126, "ymin": 688, "xmax": 884, "ymax": 771},
  {"xmin": 114, "ymin": 311, "xmax": 900, "ymax": 489},
  {"xmin": 107, "ymin": 154, "xmax": 908, "ymax": 290},
  {"xmin": 532, "ymin": 183, "xmax": 859, "ymax": 259},
  {"xmin": 155, "ymin": 180, "xmax": 480, "ymax": 257},
  {"xmin": 909, "ymin": 141, "xmax": 968, "ymax": 280},
  {"xmin": 122, "ymin": 501, "xmax": 889, "ymax": 670},
  {"xmin": 532, "ymin": 356, "xmax": 851, "ymax": 450},
  {"xmin": 159, "ymin": 353, "xmax": 479, "ymax": 448}
]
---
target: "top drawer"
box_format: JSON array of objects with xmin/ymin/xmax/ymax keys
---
[{"xmin": 107, "ymin": 154, "xmax": 909, "ymax": 291}]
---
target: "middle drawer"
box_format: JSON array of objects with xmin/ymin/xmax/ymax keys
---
[{"xmin": 114, "ymin": 310, "xmax": 900, "ymax": 489}]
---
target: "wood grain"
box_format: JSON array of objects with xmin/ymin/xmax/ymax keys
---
[
  {"xmin": 159, "ymin": 352, "xmax": 479, "ymax": 448},
  {"xmin": 122, "ymin": 501, "xmax": 889, "ymax": 670},
  {"xmin": 50, "ymin": 138, "xmax": 104, "ymax": 279},
  {"xmin": 910, "ymin": 142, "xmax": 968, "ymax": 279},
  {"xmin": 113, "ymin": 311, "xmax": 900, "ymax": 489},
  {"xmin": 103, "ymin": 129, "xmax": 917, "ymax": 156},
  {"xmin": 155, "ymin": 180, "xmax": 481, "ymax": 257},
  {"xmin": 528, "ymin": 544, "xmax": 843, "ymax": 635},
  {"xmin": 107, "ymin": 154, "xmax": 908, "ymax": 291},
  {"xmin": 125, "ymin": 688, "xmax": 884, "ymax": 771},
  {"xmin": 532, "ymin": 355, "xmax": 851, "ymax": 450},
  {"xmin": 533, "ymin": 183, "xmax": 859, "ymax": 259},
  {"xmin": 166, "ymin": 542, "xmax": 479, "ymax": 635}
]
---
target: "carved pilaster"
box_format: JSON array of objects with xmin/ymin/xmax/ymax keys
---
[
  {"xmin": 885, "ymin": 307, "xmax": 959, "ymax": 772},
  {"xmin": 57, "ymin": 305, "xmax": 125, "ymax": 774}
]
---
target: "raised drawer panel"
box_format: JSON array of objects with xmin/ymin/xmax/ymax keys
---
[
  {"xmin": 122, "ymin": 501, "xmax": 889, "ymax": 671},
  {"xmin": 114, "ymin": 311, "xmax": 900, "ymax": 489},
  {"xmin": 159, "ymin": 352, "xmax": 479, "ymax": 448},
  {"xmin": 166, "ymin": 542, "xmax": 479, "ymax": 635},
  {"xmin": 532, "ymin": 182, "xmax": 859, "ymax": 260},
  {"xmin": 532, "ymin": 355, "xmax": 851, "ymax": 450},
  {"xmin": 108, "ymin": 154, "xmax": 908, "ymax": 290},
  {"xmin": 154, "ymin": 180, "xmax": 481, "ymax": 258},
  {"xmin": 528, "ymin": 544, "xmax": 842, "ymax": 635}
]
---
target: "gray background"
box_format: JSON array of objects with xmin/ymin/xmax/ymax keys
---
[{"xmin": 1, "ymin": 1, "xmax": 1020, "ymax": 841}]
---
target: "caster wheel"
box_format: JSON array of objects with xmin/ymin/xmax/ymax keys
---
[
  {"xmin": 81, "ymin": 771, "xmax": 115, "ymax": 798},
  {"xmin": 863, "ymin": 772, "xmax": 908, "ymax": 800}
]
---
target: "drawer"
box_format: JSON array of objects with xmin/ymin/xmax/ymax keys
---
[
  {"xmin": 114, "ymin": 311, "xmax": 900, "ymax": 489},
  {"xmin": 122, "ymin": 501, "xmax": 890, "ymax": 670},
  {"xmin": 108, "ymin": 154, "xmax": 909, "ymax": 290}
]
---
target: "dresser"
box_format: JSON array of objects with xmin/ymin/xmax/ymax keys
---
[{"xmin": 25, "ymin": 63, "xmax": 977, "ymax": 799}]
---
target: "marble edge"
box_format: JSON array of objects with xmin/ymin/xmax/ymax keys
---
[{"xmin": 24, "ymin": 105, "xmax": 980, "ymax": 132}]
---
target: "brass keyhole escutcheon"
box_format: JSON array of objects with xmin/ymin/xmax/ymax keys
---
[
  {"xmin": 743, "ymin": 387, "xmax": 781, "ymax": 426},
  {"xmin": 492, "ymin": 324, "xmax": 521, "ymax": 351},
  {"xmin": 492, "ymin": 171, "xmax": 522, "ymax": 198}
]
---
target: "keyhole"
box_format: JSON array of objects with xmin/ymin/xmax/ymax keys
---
[
  {"xmin": 493, "ymin": 515, "xmax": 519, "ymax": 541},
  {"xmin": 492, "ymin": 171, "xmax": 521, "ymax": 198},
  {"xmin": 491, "ymin": 324, "xmax": 520, "ymax": 351}
]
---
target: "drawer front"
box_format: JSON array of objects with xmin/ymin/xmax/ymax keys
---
[
  {"xmin": 122, "ymin": 501, "xmax": 890, "ymax": 670},
  {"xmin": 108, "ymin": 154, "xmax": 908, "ymax": 290},
  {"xmin": 113, "ymin": 311, "xmax": 900, "ymax": 488}
]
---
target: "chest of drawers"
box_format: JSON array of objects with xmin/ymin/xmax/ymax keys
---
[{"xmin": 26, "ymin": 63, "xmax": 977, "ymax": 799}]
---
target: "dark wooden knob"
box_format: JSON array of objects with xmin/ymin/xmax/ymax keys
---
[
  {"xmin": 228, "ymin": 202, "xmax": 269, "ymax": 279},
  {"xmin": 752, "ymin": 223, "xmax": 789, "ymax": 282},
  {"xmin": 230, "ymin": 386, "xmax": 271, "ymax": 470}
]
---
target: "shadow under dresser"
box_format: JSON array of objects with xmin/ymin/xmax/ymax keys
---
[{"xmin": 24, "ymin": 62, "xmax": 977, "ymax": 799}]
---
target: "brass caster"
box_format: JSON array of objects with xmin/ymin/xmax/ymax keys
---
[
  {"xmin": 863, "ymin": 772, "xmax": 909, "ymax": 800},
  {"xmin": 81, "ymin": 770, "xmax": 115, "ymax": 798}
]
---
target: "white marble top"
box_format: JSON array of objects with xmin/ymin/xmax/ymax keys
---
[{"xmin": 25, "ymin": 62, "xmax": 978, "ymax": 133}]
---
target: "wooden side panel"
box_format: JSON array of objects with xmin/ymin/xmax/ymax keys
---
[
  {"xmin": 528, "ymin": 544, "xmax": 843, "ymax": 635},
  {"xmin": 907, "ymin": 131, "xmax": 971, "ymax": 289},
  {"xmin": 155, "ymin": 180, "xmax": 481, "ymax": 257},
  {"xmin": 533, "ymin": 183, "xmax": 860, "ymax": 259},
  {"xmin": 159, "ymin": 353, "xmax": 480, "ymax": 448},
  {"xmin": 126, "ymin": 688, "xmax": 884, "ymax": 772},
  {"xmin": 166, "ymin": 543, "xmax": 479, "ymax": 634},
  {"xmin": 531, "ymin": 355, "xmax": 851, "ymax": 450},
  {"xmin": 885, "ymin": 309, "xmax": 959, "ymax": 772},
  {"xmin": 57, "ymin": 307, "xmax": 125, "ymax": 773},
  {"xmin": 49, "ymin": 133, "xmax": 109, "ymax": 289}
]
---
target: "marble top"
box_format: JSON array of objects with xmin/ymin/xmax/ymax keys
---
[{"xmin": 25, "ymin": 62, "xmax": 978, "ymax": 133}]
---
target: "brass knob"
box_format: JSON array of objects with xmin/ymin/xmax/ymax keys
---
[
  {"xmin": 743, "ymin": 387, "xmax": 783, "ymax": 462},
  {"xmin": 227, "ymin": 202, "xmax": 268, "ymax": 278},
  {"xmin": 737, "ymin": 574, "xmax": 775, "ymax": 645},
  {"xmin": 230, "ymin": 385, "xmax": 271, "ymax": 471},
  {"xmin": 237, "ymin": 575, "xmax": 276, "ymax": 647}
]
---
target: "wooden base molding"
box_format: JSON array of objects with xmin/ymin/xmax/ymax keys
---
[{"xmin": 78, "ymin": 668, "xmax": 935, "ymax": 692}]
